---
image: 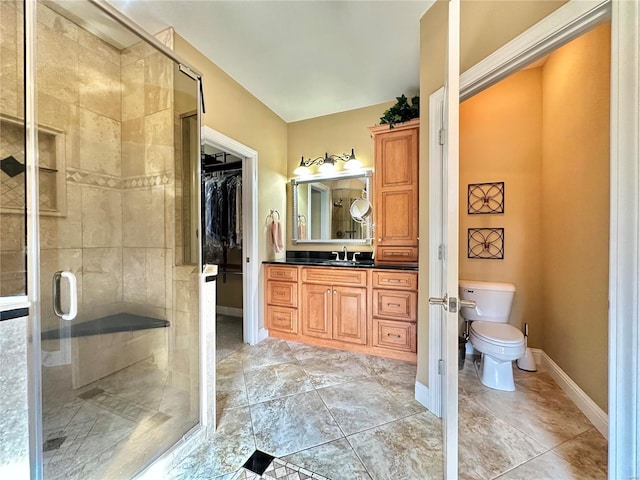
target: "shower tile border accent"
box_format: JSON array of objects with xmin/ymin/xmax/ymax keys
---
[{"xmin": 66, "ymin": 167, "xmax": 173, "ymax": 189}]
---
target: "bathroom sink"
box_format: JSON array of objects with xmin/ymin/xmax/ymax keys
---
[
  {"xmin": 324, "ymin": 259, "xmax": 374, "ymax": 267},
  {"xmin": 326, "ymin": 260, "xmax": 357, "ymax": 266}
]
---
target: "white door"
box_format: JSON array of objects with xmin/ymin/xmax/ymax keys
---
[{"xmin": 428, "ymin": 1, "xmax": 462, "ymax": 478}]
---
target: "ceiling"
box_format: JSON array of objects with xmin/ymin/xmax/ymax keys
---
[{"xmin": 107, "ymin": 1, "xmax": 433, "ymax": 122}]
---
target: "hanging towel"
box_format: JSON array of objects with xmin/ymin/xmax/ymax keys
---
[
  {"xmin": 298, "ymin": 218, "xmax": 307, "ymax": 240},
  {"xmin": 271, "ymin": 219, "xmax": 283, "ymax": 253}
]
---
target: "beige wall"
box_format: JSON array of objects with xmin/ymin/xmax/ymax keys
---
[
  {"xmin": 286, "ymin": 102, "xmax": 392, "ymax": 251},
  {"xmin": 418, "ymin": 0, "xmax": 568, "ymax": 386},
  {"xmin": 459, "ymin": 68, "xmax": 543, "ymax": 347},
  {"xmin": 541, "ymin": 23, "xmax": 610, "ymax": 411}
]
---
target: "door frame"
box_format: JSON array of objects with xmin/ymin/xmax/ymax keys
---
[
  {"xmin": 201, "ymin": 126, "xmax": 260, "ymax": 346},
  {"xmin": 427, "ymin": 0, "xmax": 640, "ymax": 476}
]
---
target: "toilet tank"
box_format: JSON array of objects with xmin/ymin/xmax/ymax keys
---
[{"xmin": 459, "ymin": 279, "xmax": 516, "ymax": 323}]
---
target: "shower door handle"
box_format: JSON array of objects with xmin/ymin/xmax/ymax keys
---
[{"xmin": 52, "ymin": 271, "xmax": 78, "ymax": 321}]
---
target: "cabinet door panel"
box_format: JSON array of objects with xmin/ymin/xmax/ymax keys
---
[
  {"xmin": 377, "ymin": 190, "xmax": 416, "ymax": 242},
  {"xmin": 332, "ymin": 286, "xmax": 367, "ymax": 345},
  {"xmin": 377, "ymin": 128, "xmax": 418, "ymax": 188},
  {"xmin": 301, "ymin": 283, "xmax": 332, "ymax": 339}
]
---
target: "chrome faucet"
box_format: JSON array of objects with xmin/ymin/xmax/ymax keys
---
[
  {"xmin": 331, "ymin": 251, "xmax": 340, "ymax": 260},
  {"xmin": 342, "ymin": 245, "xmax": 348, "ymax": 261}
]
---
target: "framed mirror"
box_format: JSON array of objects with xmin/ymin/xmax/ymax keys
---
[{"xmin": 291, "ymin": 170, "xmax": 372, "ymax": 245}]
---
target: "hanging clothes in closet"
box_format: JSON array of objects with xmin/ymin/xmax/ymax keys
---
[{"xmin": 202, "ymin": 167, "xmax": 242, "ymax": 266}]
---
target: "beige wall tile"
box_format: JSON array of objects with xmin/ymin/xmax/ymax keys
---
[
  {"xmin": 81, "ymin": 186, "xmax": 122, "ymax": 247},
  {"xmin": 146, "ymin": 248, "xmax": 167, "ymax": 308},
  {"xmin": 39, "ymin": 183, "xmax": 82, "ymax": 249},
  {"xmin": 145, "ymin": 52, "xmax": 173, "ymax": 114},
  {"xmin": 36, "ymin": 20, "xmax": 79, "ymax": 105},
  {"xmin": 79, "ymin": 108, "xmax": 121, "ymax": 176},
  {"xmin": 82, "ymin": 247, "xmax": 123, "ymax": 307},
  {"xmin": 145, "ymin": 109, "xmax": 173, "ymax": 147},
  {"xmin": 0, "ymin": 2, "xmax": 21, "ymax": 118},
  {"xmin": 121, "ymin": 59, "xmax": 145, "ymax": 122},
  {"xmin": 122, "ymin": 186, "xmax": 165, "ymax": 248},
  {"xmin": 144, "ymin": 144, "xmax": 173, "ymax": 174},
  {"xmin": 123, "ymin": 247, "xmax": 146, "ymax": 304},
  {"xmin": 0, "ymin": 214, "xmax": 24, "ymax": 251},
  {"xmin": 78, "ymin": 27, "xmax": 120, "ymax": 66},
  {"xmin": 37, "ymin": 3, "xmax": 78, "ymax": 43},
  {"xmin": 122, "ymin": 117, "xmax": 146, "ymax": 177},
  {"xmin": 79, "ymin": 45, "xmax": 121, "ymax": 121},
  {"xmin": 37, "ymin": 93, "xmax": 80, "ymax": 169},
  {"xmin": 121, "ymin": 41, "xmax": 151, "ymax": 68}
]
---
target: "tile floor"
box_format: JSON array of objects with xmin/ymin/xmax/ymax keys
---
[
  {"xmin": 40, "ymin": 343, "xmax": 198, "ymax": 480},
  {"xmin": 168, "ymin": 314, "xmax": 608, "ymax": 480}
]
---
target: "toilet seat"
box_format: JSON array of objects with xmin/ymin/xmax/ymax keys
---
[{"xmin": 469, "ymin": 321, "xmax": 525, "ymax": 361}]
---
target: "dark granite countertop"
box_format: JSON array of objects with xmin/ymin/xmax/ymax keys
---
[{"xmin": 263, "ymin": 251, "xmax": 418, "ymax": 271}]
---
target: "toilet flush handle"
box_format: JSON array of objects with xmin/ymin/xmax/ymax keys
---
[{"xmin": 459, "ymin": 299, "xmax": 477, "ymax": 310}]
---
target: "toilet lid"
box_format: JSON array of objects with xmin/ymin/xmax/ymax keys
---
[{"xmin": 471, "ymin": 321, "xmax": 523, "ymax": 344}]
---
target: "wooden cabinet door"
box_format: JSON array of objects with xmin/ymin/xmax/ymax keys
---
[
  {"xmin": 374, "ymin": 123, "xmax": 419, "ymax": 251},
  {"xmin": 376, "ymin": 190, "xmax": 417, "ymax": 245},
  {"xmin": 376, "ymin": 127, "xmax": 418, "ymax": 190},
  {"xmin": 301, "ymin": 283, "xmax": 332, "ymax": 339},
  {"xmin": 332, "ymin": 286, "xmax": 367, "ymax": 345}
]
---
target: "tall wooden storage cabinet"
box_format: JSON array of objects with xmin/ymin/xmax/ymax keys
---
[{"xmin": 369, "ymin": 118, "xmax": 419, "ymax": 265}]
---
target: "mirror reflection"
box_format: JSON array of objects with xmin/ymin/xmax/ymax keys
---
[{"xmin": 292, "ymin": 170, "xmax": 372, "ymax": 244}]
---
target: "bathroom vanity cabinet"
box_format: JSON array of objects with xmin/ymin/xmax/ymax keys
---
[
  {"xmin": 264, "ymin": 264, "xmax": 417, "ymax": 362},
  {"xmin": 369, "ymin": 119, "xmax": 420, "ymax": 265}
]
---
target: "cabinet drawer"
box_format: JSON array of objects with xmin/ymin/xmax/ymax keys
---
[
  {"xmin": 373, "ymin": 319, "xmax": 416, "ymax": 353},
  {"xmin": 267, "ymin": 281, "xmax": 298, "ymax": 308},
  {"xmin": 266, "ymin": 305, "xmax": 298, "ymax": 334},
  {"xmin": 266, "ymin": 265, "xmax": 298, "ymax": 282},
  {"xmin": 376, "ymin": 246, "xmax": 418, "ymax": 264},
  {"xmin": 372, "ymin": 270, "xmax": 417, "ymax": 290},
  {"xmin": 301, "ymin": 267, "xmax": 367, "ymax": 287},
  {"xmin": 373, "ymin": 289, "xmax": 417, "ymax": 321}
]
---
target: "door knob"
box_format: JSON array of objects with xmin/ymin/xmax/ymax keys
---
[{"xmin": 428, "ymin": 294, "xmax": 448, "ymax": 311}]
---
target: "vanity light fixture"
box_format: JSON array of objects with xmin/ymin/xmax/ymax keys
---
[{"xmin": 293, "ymin": 149, "xmax": 362, "ymax": 177}]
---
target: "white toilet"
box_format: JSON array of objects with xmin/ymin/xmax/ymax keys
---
[{"xmin": 459, "ymin": 280, "xmax": 525, "ymax": 392}]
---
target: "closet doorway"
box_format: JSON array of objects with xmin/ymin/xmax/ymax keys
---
[
  {"xmin": 203, "ymin": 145, "xmax": 244, "ymax": 358},
  {"xmin": 200, "ymin": 126, "xmax": 260, "ymax": 354}
]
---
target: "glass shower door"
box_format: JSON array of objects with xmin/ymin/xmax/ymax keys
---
[{"xmin": 35, "ymin": 1, "xmax": 201, "ymax": 478}]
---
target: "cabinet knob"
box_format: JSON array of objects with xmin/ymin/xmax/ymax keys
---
[
  {"xmin": 378, "ymin": 238, "xmax": 382, "ymax": 242},
  {"xmin": 333, "ymin": 290, "xmax": 337, "ymax": 294},
  {"xmin": 326, "ymin": 289, "xmax": 331, "ymax": 293}
]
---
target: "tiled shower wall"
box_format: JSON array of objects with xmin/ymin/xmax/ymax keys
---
[{"xmin": 34, "ymin": 4, "xmax": 176, "ymax": 332}]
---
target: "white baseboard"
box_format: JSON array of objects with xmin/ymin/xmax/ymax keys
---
[
  {"xmin": 533, "ymin": 348, "xmax": 608, "ymax": 439},
  {"xmin": 415, "ymin": 380, "xmax": 430, "ymax": 410},
  {"xmin": 257, "ymin": 327, "xmax": 269, "ymax": 343},
  {"xmin": 217, "ymin": 306, "xmax": 243, "ymax": 317}
]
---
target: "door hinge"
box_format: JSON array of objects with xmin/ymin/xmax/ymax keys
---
[
  {"xmin": 246, "ymin": 257, "xmax": 250, "ymax": 263},
  {"xmin": 438, "ymin": 244, "xmax": 445, "ymax": 260},
  {"xmin": 438, "ymin": 128, "xmax": 445, "ymax": 145},
  {"xmin": 438, "ymin": 359, "xmax": 444, "ymax": 375}
]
